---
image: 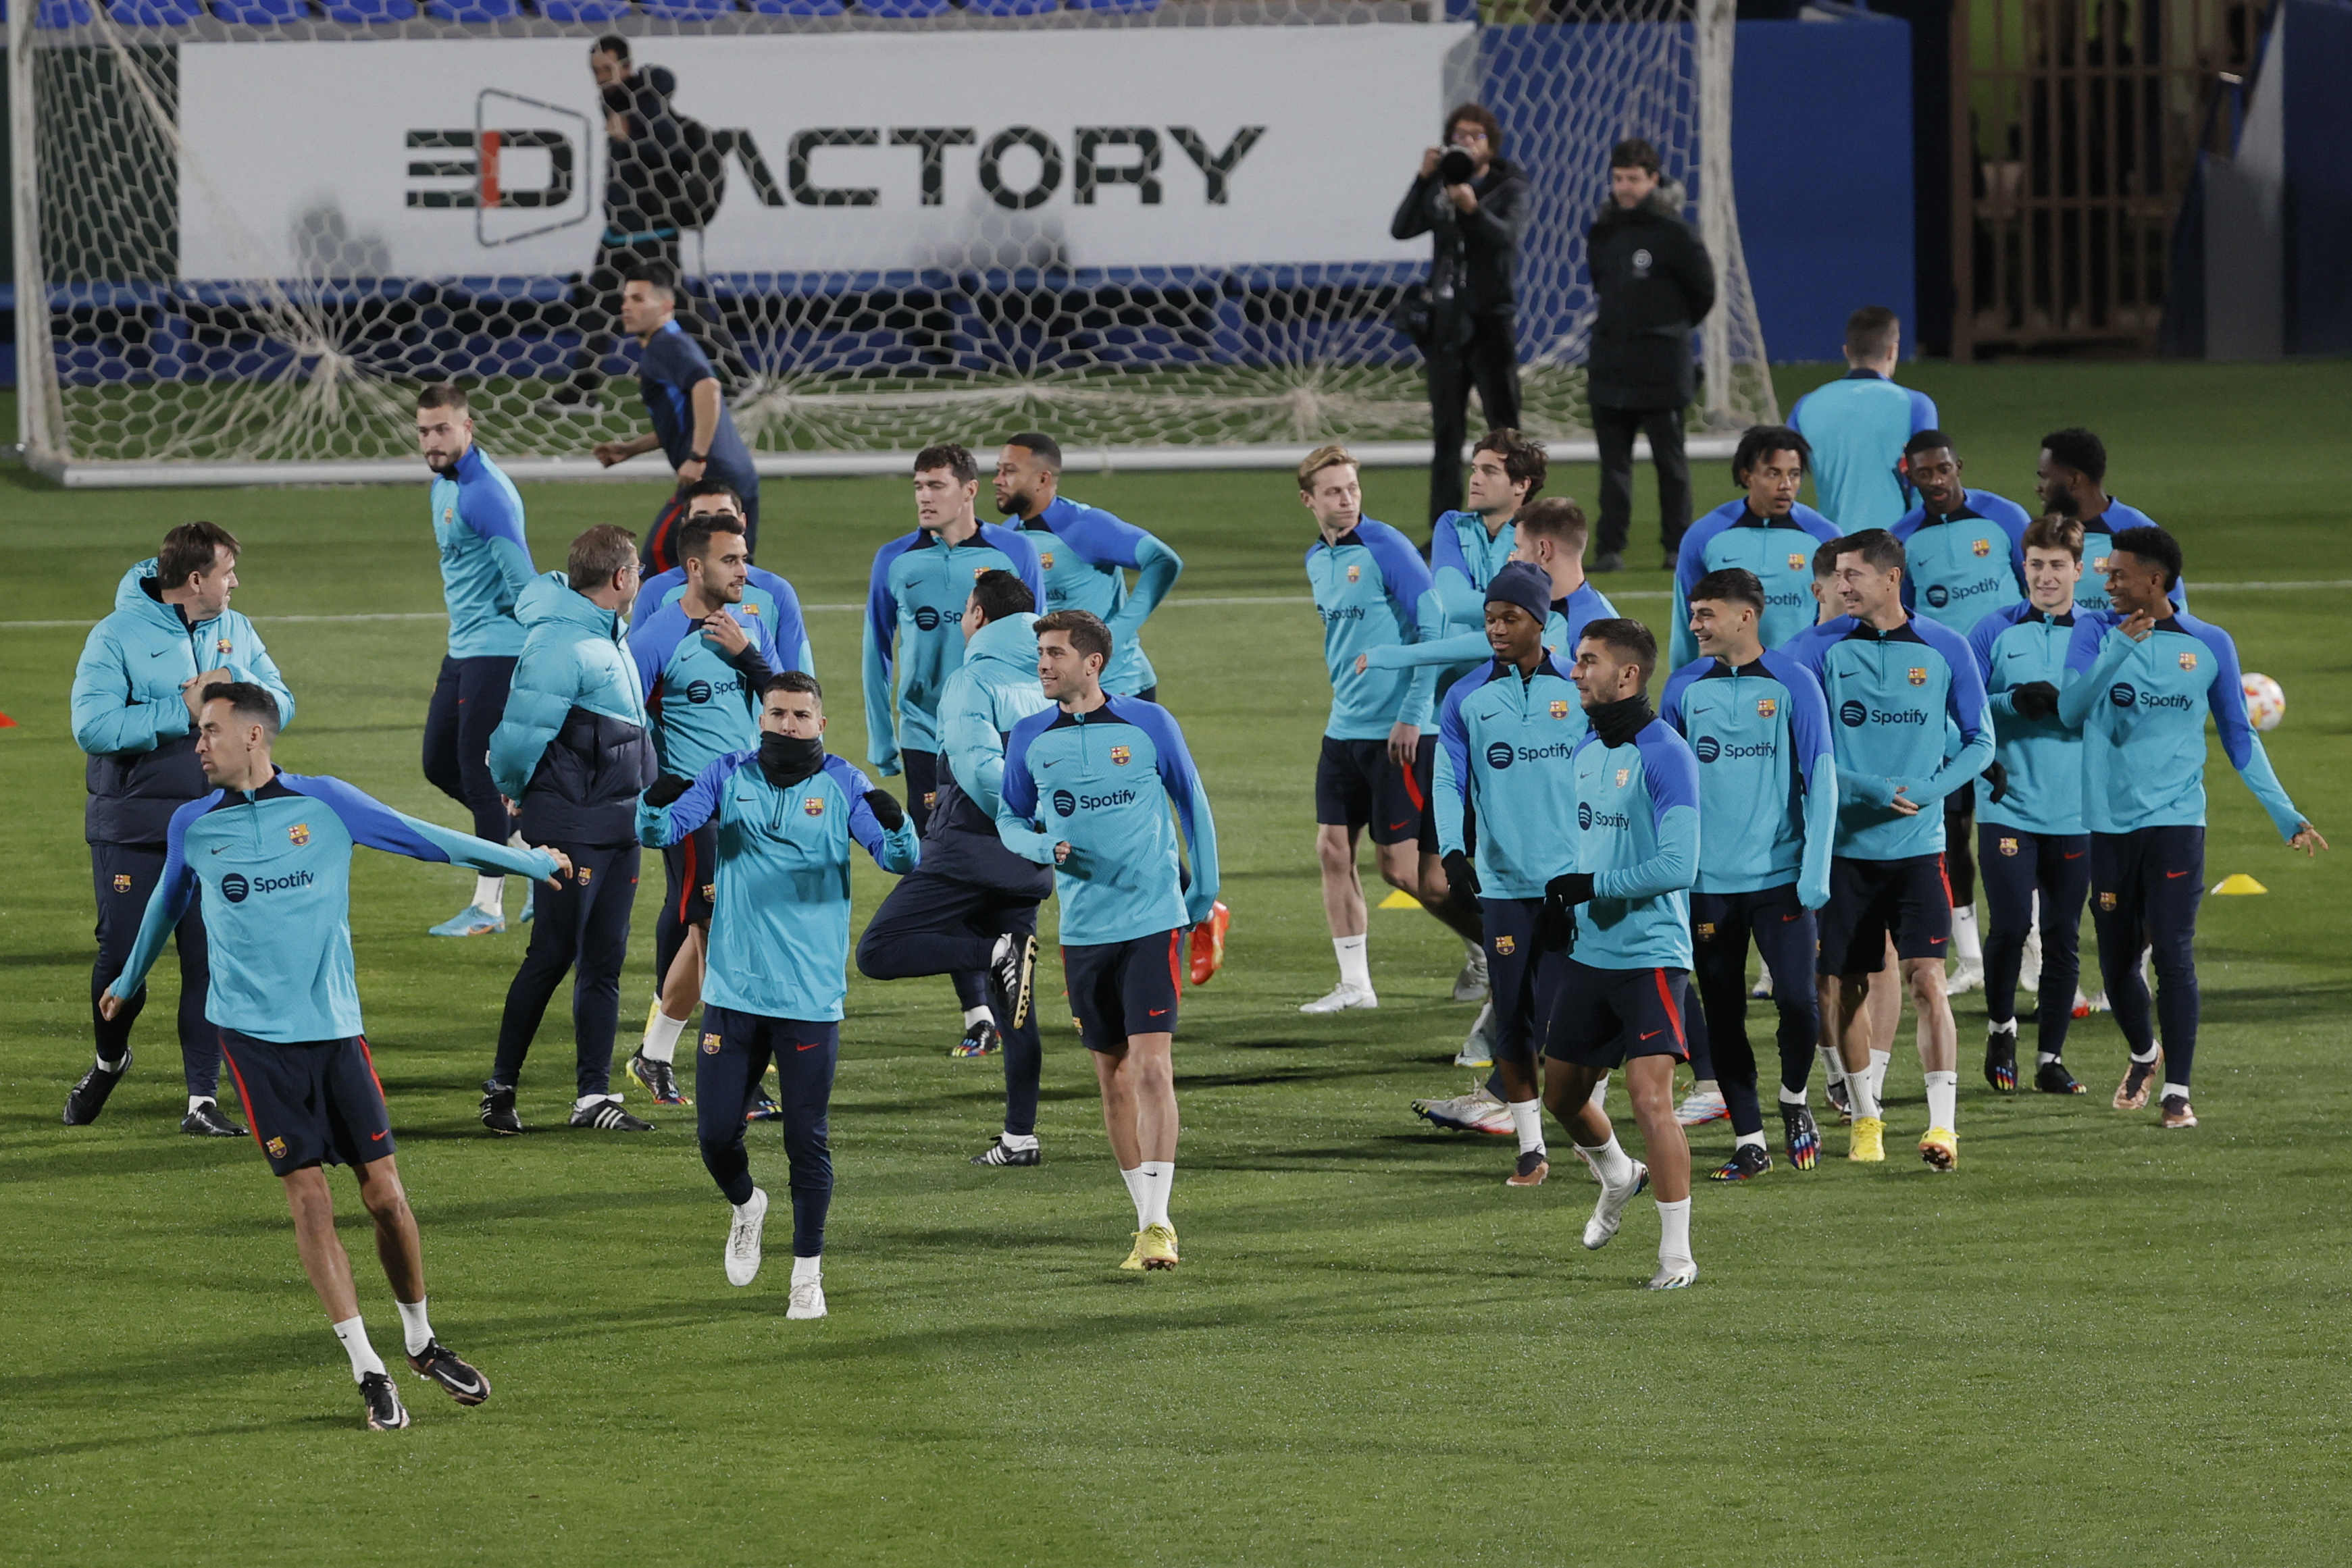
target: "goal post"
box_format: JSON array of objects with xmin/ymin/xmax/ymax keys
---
[{"xmin": 11, "ymin": 2, "xmax": 1772, "ymax": 487}]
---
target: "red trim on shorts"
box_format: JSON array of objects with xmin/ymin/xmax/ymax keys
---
[
  {"xmin": 647, "ymin": 493, "xmax": 688, "ymax": 575},
  {"xmin": 1398, "ymin": 752, "xmax": 1427, "ymax": 812},
  {"xmin": 1167, "ymin": 929, "xmax": 1183, "ymax": 993},
  {"xmin": 355, "ymin": 1033, "xmax": 386, "ymax": 1097},
  {"xmin": 1652, "ymin": 968, "xmax": 1685, "ymax": 1047},
  {"xmin": 675, "ymin": 831, "xmax": 698, "ymax": 924},
  {"xmin": 216, "ymin": 1032, "xmax": 268, "ymax": 1156},
  {"xmin": 1937, "ymin": 853, "xmax": 1953, "ymax": 906}
]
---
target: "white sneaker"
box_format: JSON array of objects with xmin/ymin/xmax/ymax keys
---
[
  {"xmin": 786, "ymin": 1275, "xmax": 827, "ymax": 1320},
  {"xmin": 2019, "ymin": 927, "xmax": 2043, "ymax": 993},
  {"xmin": 1411, "ymin": 1084, "xmax": 1512, "ymax": 1136},
  {"xmin": 1301, "ymin": 983, "xmax": 1377, "ymax": 1015},
  {"xmin": 1672, "ymin": 1087, "xmax": 1728, "ymax": 1126},
  {"xmin": 1647, "ymin": 1256, "xmax": 1699, "ymax": 1290},
  {"xmin": 1454, "ymin": 1000, "xmax": 1495, "ymax": 1067},
  {"xmin": 1749, "ymin": 964, "xmax": 1774, "ymax": 999},
  {"xmin": 725, "ymin": 1188, "xmax": 768, "ymax": 1287},
  {"xmin": 1452, "ymin": 944, "xmax": 1489, "ymax": 1003},
  {"xmin": 1582, "ymin": 1160, "xmax": 1650, "ymax": 1251},
  {"xmin": 1947, "ymin": 958, "xmax": 1985, "ymax": 995}
]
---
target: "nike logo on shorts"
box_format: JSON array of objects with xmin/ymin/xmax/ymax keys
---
[
  {"xmin": 371, "ymin": 1130, "xmax": 387, "ymax": 1140},
  {"xmin": 1149, "ymin": 1009, "xmax": 1169, "ymax": 1018},
  {"xmin": 2064, "ymin": 852, "xmax": 2084, "ymax": 860},
  {"xmin": 2166, "ymin": 870, "xmax": 2191, "ymax": 879},
  {"xmin": 1640, "ymin": 1029, "xmax": 1665, "ymax": 1041},
  {"xmin": 797, "ymin": 1040, "xmax": 822, "ymax": 1051},
  {"xmin": 1929, "ymin": 937, "xmax": 1947, "ymax": 945},
  {"xmin": 1387, "ymin": 820, "xmax": 1411, "ymax": 832}
]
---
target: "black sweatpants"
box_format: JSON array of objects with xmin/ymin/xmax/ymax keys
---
[
  {"xmin": 1945, "ymin": 793, "xmax": 1978, "ymax": 907},
  {"xmin": 90, "ymin": 840, "xmax": 218, "ymax": 1097},
  {"xmin": 1689, "ymin": 885, "xmax": 1821, "ymax": 1137},
  {"xmin": 1978, "ymin": 824, "xmax": 2091, "ymax": 1057},
  {"xmin": 1424, "ymin": 312, "xmax": 1523, "ymax": 523},
  {"xmin": 857, "ymin": 869, "xmax": 1044, "ymax": 1135},
  {"xmin": 423, "ymin": 655, "xmax": 517, "ymax": 845},
  {"xmin": 900, "ymin": 750, "xmax": 988, "ymax": 1015},
  {"xmin": 696, "ymin": 1006, "xmax": 837, "ymax": 1257},
  {"xmin": 1592, "ymin": 402, "xmax": 1693, "ymax": 560},
  {"xmin": 492, "ymin": 841, "xmax": 639, "ymax": 1098},
  {"xmin": 2089, "ymin": 825, "xmax": 2205, "ymax": 1087}
]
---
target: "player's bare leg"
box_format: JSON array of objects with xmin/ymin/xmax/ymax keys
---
[
  {"xmin": 1545, "ymin": 1055, "xmax": 1693, "ymax": 1282},
  {"xmin": 1306, "ymin": 825, "xmax": 1378, "ymax": 1012},
  {"xmin": 1096, "ymin": 1033, "xmax": 1181, "ymax": 1269},
  {"xmin": 1903, "ymin": 954, "xmax": 1962, "ymax": 1170},
  {"xmin": 284, "ymin": 1164, "xmax": 365, "ymax": 1325}
]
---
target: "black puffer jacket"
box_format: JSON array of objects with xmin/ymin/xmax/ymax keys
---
[
  {"xmin": 603, "ymin": 66, "xmax": 688, "ymax": 237},
  {"xmin": 1585, "ymin": 179, "xmax": 1717, "ymax": 411},
  {"xmin": 1392, "ymin": 157, "xmax": 1528, "ymax": 318}
]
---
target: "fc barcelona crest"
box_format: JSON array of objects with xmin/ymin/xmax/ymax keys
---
[
  {"xmin": 216, "ymin": 637, "xmax": 234, "ymax": 656},
  {"xmin": 1972, "ymin": 538, "xmax": 1992, "ymax": 557},
  {"xmin": 1696, "ymin": 922, "xmax": 1716, "ymax": 939},
  {"xmin": 1787, "ymin": 553, "xmax": 1806, "ymax": 570},
  {"xmin": 1757, "ymin": 697, "xmax": 1777, "ymax": 718},
  {"xmin": 1907, "ymin": 667, "xmax": 1928, "ymax": 686},
  {"xmin": 1615, "ymin": 768, "xmax": 1630, "ymax": 787},
  {"xmin": 2099, "ymin": 891, "xmax": 2118, "ymax": 911},
  {"xmin": 113, "ymin": 873, "xmax": 132, "ymax": 893},
  {"xmin": 804, "ymin": 796, "xmax": 825, "ymax": 816},
  {"xmin": 2178, "ymin": 651, "xmax": 2198, "ymax": 671},
  {"xmin": 265, "ymin": 1137, "xmax": 287, "ymax": 1158},
  {"xmin": 2093, "ymin": 554, "xmax": 2109, "ymax": 572},
  {"xmin": 1041, "ymin": 552, "xmax": 1056, "ymax": 569},
  {"xmin": 1346, "ymin": 564, "xmax": 1361, "ymax": 583},
  {"xmin": 1493, "ymin": 934, "xmax": 1515, "ymax": 956},
  {"xmin": 1999, "ymin": 837, "xmax": 2020, "ymax": 857},
  {"xmin": 973, "ymin": 567, "xmax": 988, "ymax": 580},
  {"xmin": 288, "ymin": 822, "xmax": 310, "ymax": 846},
  {"xmin": 702, "ymin": 1033, "xmax": 722, "ymax": 1054},
  {"xmin": 1550, "ymin": 700, "xmax": 1570, "ymax": 719},
  {"xmin": 1110, "ymin": 746, "xmax": 1131, "ymax": 765},
  {"xmin": 742, "ymin": 603, "xmax": 760, "ymax": 616}
]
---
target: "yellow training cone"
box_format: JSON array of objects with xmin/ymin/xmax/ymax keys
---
[
  {"xmin": 1377, "ymin": 887, "xmax": 1423, "ymax": 910},
  {"xmin": 2213, "ymin": 873, "xmax": 2268, "ymax": 895}
]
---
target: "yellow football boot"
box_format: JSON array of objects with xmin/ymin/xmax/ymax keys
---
[
  {"xmin": 1137, "ymin": 1223, "xmax": 1180, "ymax": 1271},
  {"xmin": 1848, "ymin": 1115, "xmax": 1887, "ymax": 1162},
  {"xmin": 1919, "ymin": 1126, "xmax": 1958, "ymax": 1172}
]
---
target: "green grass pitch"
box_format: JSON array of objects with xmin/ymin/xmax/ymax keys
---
[{"xmin": 3, "ymin": 362, "xmax": 2349, "ymax": 1566}]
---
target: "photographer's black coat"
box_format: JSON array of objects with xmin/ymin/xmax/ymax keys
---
[
  {"xmin": 1391, "ymin": 158, "xmax": 1529, "ymax": 319},
  {"xmin": 1585, "ymin": 179, "xmax": 1718, "ymax": 412}
]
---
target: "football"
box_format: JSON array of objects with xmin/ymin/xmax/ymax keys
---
[{"xmin": 2243, "ymin": 672, "xmax": 2286, "ymax": 731}]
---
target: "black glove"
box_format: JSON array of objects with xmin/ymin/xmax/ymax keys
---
[
  {"xmin": 2010, "ymin": 681, "xmax": 2060, "ymax": 721},
  {"xmin": 1533, "ymin": 872, "xmax": 1595, "ymax": 952},
  {"xmin": 863, "ymin": 789, "xmax": 906, "ymax": 832},
  {"xmin": 644, "ymin": 775, "xmax": 692, "ymax": 808},
  {"xmin": 1983, "ymin": 759, "xmax": 2010, "ymax": 804},
  {"xmin": 1544, "ymin": 871, "xmax": 1597, "ymax": 909},
  {"xmin": 1441, "ymin": 850, "xmax": 1480, "ymax": 901}
]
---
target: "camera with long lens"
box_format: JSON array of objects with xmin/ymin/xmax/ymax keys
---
[{"xmin": 1437, "ymin": 147, "xmax": 1478, "ymax": 184}]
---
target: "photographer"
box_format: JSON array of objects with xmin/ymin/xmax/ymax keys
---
[{"xmin": 1393, "ymin": 103, "xmax": 1528, "ymax": 525}]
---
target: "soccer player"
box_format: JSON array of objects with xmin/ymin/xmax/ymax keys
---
[
  {"xmin": 1787, "ymin": 306, "xmax": 1939, "ymax": 529},
  {"xmin": 1967, "ymin": 516, "xmax": 2093, "ymax": 1096},
  {"xmin": 415, "ymin": 384, "xmax": 536, "ymax": 938},
  {"xmin": 592, "ymin": 261, "xmax": 763, "ymax": 570},
  {"xmin": 2035, "ymin": 427, "xmax": 2182, "ymax": 619},
  {"xmin": 480, "ymin": 527, "xmax": 658, "ymax": 1135},
  {"xmin": 1787, "ymin": 530, "xmax": 1992, "ymax": 1169},
  {"xmin": 1297, "ymin": 444, "xmax": 1477, "ymax": 1013},
  {"xmin": 2057, "ymin": 525, "xmax": 2326, "ymax": 1128},
  {"xmin": 1660, "ymin": 567, "xmax": 1837, "ymax": 1179},
  {"xmin": 68, "ymin": 521, "xmax": 293, "ymax": 1136},
  {"xmin": 628, "ymin": 512, "xmax": 784, "ymax": 1105},
  {"xmin": 640, "ymin": 672, "xmax": 919, "ymax": 1317},
  {"xmin": 1431, "ymin": 563, "xmax": 1583, "ymax": 1185},
  {"xmin": 636, "ymin": 479, "xmax": 813, "ymax": 671},
  {"xmin": 1668, "ymin": 426, "xmax": 1841, "ymax": 671},
  {"xmin": 993, "ymin": 432, "xmax": 1184, "ymax": 702},
  {"xmin": 997, "ymin": 611, "xmax": 1220, "ymax": 1271},
  {"xmin": 101, "ymin": 682, "xmax": 565, "ymax": 1430},
  {"xmin": 864, "ymin": 443, "xmax": 1046, "ymax": 1057},
  {"xmin": 856, "ymin": 571, "xmax": 1054, "ymax": 1166},
  {"xmin": 1539, "ymin": 618, "xmax": 1702, "ymax": 1289}
]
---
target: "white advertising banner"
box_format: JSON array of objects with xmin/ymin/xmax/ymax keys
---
[{"xmin": 176, "ymin": 25, "xmax": 1469, "ymax": 280}]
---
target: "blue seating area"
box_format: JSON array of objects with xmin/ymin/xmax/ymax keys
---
[{"xmin": 16, "ymin": 0, "xmax": 1139, "ymax": 21}]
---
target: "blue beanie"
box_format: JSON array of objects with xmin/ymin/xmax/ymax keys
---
[{"xmin": 1485, "ymin": 560, "xmax": 1554, "ymax": 626}]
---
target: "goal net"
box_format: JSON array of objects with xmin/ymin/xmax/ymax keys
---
[{"xmin": 8, "ymin": 0, "xmax": 1773, "ymax": 483}]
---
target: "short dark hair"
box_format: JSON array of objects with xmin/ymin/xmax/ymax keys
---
[
  {"xmin": 679, "ymin": 513, "xmax": 746, "ymax": 564},
  {"xmin": 157, "ymin": 521, "xmax": 240, "ymax": 588},
  {"xmin": 2022, "ymin": 515, "xmax": 2085, "ymax": 560},
  {"xmin": 2110, "ymin": 524, "xmax": 2182, "ymax": 590},
  {"xmin": 2041, "ymin": 427, "xmax": 2108, "ymax": 485},
  {"xmin": 1812, "ymin": 539, "xmax": 1843, "ymax": 580},
  {"xmin": 1903, "ymin": 427, "xmax": 1955, "ymax": 460},
  {"xmin": 1834, "ymin": 529, "xmax": 1906, "ymax": 575},
  {"xmin": 915, "ymin": 442, "xmax": 977, "ymax": 485},
  {"xmin": 1446, "ymin": 102, "xmax": 1504, "ymax": 157},
  {"xmin": 969, "ymin": 568, "xmax": 1035, "ymax": 625},
  {"xmin": 1003, "ymin": 431, "xmax": 1062, "ymax": 470},
  {"xmin": 1035, "ymin": 608, "xmax": 1113, "ymax": 667},
  {"xmin": 591, "ymin": 32, "xmax": 628, "ymax": 59},
  {"xmin": 1845, "ymin": 305, "xmax": 1900, "ymax": 361},
  {"xmin": 568, "ymin": 524, "xmax": 638, "ymax": 593},
  {"xmin": 630, "ymin": 259, "xmax": 678, "ymax": 300},
  {"xmin": 1515, "ymin": 495, "xmax": 1589, "ymax": 554},
  {"xmin": 1578, "ymin": 617, "xmax": 1660, "ymax": 685},
  {"xmin": 1733, "ymin": 425, "xmax": 1811, "ymax": 484},
  {"xmin": 199, "ymin": 679, "xmax": 279, "ymax": 738},
  {"xmin": 763, "ymin": 670, "xmax": 822, "ymax": 702},
  {"xmin": 684, "ymin": 476, "xmax": 744, "ymax": 513},
  {"xmin": 416, "ymin": 382, "xmax": 468, "ymax": 416},
  {"xmin": 1690, "ymin": 567, "xmax": 1766, "ymax": 615},
  {"xmin": 1610, "ymin": 136, "xmax": 1661, "ymax": 176},
  {"xmin": 1472, "ymin": 428, "xmax": 1547, "ymax": 501}
]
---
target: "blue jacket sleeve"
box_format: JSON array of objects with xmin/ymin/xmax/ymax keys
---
[
  {"xmin": 1767, "ymin": 654, "xmax": 1839, "ymax": 909},
  {"xmin": 71, "ymin": 622, "xmax": 192, "ymax": 756},
  {"xmin": 2199, "ymin": 622, "xmax": 2305, "ymax": 839},
  {"xmin": 1908, "ymin": 388, "xmax": 1939, "ymax": 434},
  {"xmin": 985, "ymin": 525, "xmax": 1048, "ymax": 611},
  {"xmin": 2059, "ymin": 617, "xmax": 2132, "ymax": 729},
  {"xmin": 1057, "ymin": 510, "xmax": 1185, "ymax": 644},
  {"xmin": 1366, "ymin": 627, "xmax": 1494, "ymax": 671},
  {"xmin": 1967, "ymin": 606, "xmax": 2017, "ymax": 720},
  {"xmin": 226, "ymin": 615, "xmax": 296, "ymax": 731},
  {"xmin": 938, "ymin": 669, "xmax": 1010, "ymax": 820},
  {"xmin": 488, "ymin": 630, "xmax": 573, "ymax": 802},
  {"xmin": 763, "ymin": 573, "xmax": 815, "ymax": 677},
  {"xmin": 104, "ymin": 798, "xmax": 207, "ymax": 1001},
  {"xmin": 1434, "ymin": 679, "xmax": 1474, "ymax": 860},
  {"xmin": 861, "ymin": 543, "xmax": 905, "ymax": 777},
  {"xmin": 459, "ymin": 478, "xmax": 536, "ymax": 612},
  {"xmin": 638, "ymin": 753, "xmax": 740, "ymax": 847},
  {"xmin": 992, "ymin": 715, "xmax": 1057, "ymax": 866},
  {"xmin": 1908, "ymin": 627, "xmax": 1995, "ymax": 807},
  {"xmin": 1360, "ymin": 525, "xmax": 1439, "ymax": 729},
  {"xmin": 291, "ymin": 775, "xmax": 557, "ymax": 877},
  {"xmin": 832, "ymin": 758, "xmax": 921, "ymax": 874},
  {"xmin": 1137, "ymin": 704, "xmax": 1219, "ymax": 924},
  {"xmin": 1594, "ymin": 729, "xmax": 1699, "ymax": 901}
]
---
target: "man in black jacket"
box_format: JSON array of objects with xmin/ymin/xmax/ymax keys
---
[
  {"xmin": 1586, "ymin": 138, "xmax": 1716, "ymax": 572},
  {"xmin": 1394, "ymin": 103, "xmax": 1529, "ymax": 525}
]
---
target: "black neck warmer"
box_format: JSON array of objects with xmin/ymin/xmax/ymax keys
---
[
  {"xmin": 1587, "ymin": 694, "xmax": 1654, "ymax": 749},
  {"xmin": 758, "ymin": 733, "xmax": 825, "ymax": 789}
]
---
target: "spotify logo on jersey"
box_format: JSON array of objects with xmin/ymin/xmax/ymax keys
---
[
  {"xmin": 686, "ymin": 680, "xmax": 713, "ymax": 704},
  {"xmin": 2109, "ymin": 682, "xmax": 2137, "ymax": 709},
  {"xmin": 914, "ymin": 607, "xmax": 942, "ymax": 631},
  {"xmin": 1924, "ymin": 585, "xmax": 1950, "ymax": 608},
  {"xmin": 221, "ymin": 872, "xmax": 250, "ymax": 903},
  {"xmin": 1694, "ymin": 736, "xmax": 1721, "ymax": 762},
  {"xmin": 1485, "ymin": 741, "xmax": 1515, "ymax": 770},
  {"xmin": 1052, "ymin": 789, "xmax": 1077, "ymax": 816},
  {"xmin": 1840, "ymin": 700, "xmax": 1868, "ymax": 727},
  {"xmin": 1577, "ymin": 802, "xmax": 1593, "ymax": 830}
]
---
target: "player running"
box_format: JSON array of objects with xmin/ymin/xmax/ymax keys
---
[
  {"xmin": 639, "ymin": 672, "xmax": 919, "ymax": 1317},
  {"xmin": 1539, "ymin": 619, "xmax": 1702, "ymax": 1288},
  {"xmin": 993, "ymin": 431, "xmax": 1184, "ymax": 702},
  {"xmin": 1668, "ymin": 425, "xmax": 1841, "ymax": 670},
  {"xmin": 1787, "ymin": 530, "xmax": 1992, "ymax": 1169},
  {"xmin": 864, "ymin": 443, "xmax": 1046, "ymax": 1059},
  {"xmin": 997, "ymin": 611, "xmax": 1220, "ymax": 1272},
  {"xmin": 1660, "ymin": 567, "xmax": 1837, "ymax": 1179},
  {"xmin": 1786, "ymin": 306, "xmax": 1939, "ymax": 529},
  {"xmin": 2035, "ymin": 427, "xmax": 2182, "ymax": 619},
  {"xmin": 68, "ymin": 521, "xmax": 293, "ymax": 1136},
  {"xmin": 101, "ymin": 682, "xmax": 565, "ymax": 1431},
  {"xmin": 1966, "ymin": 516, "xmax": 2093, "ymax": 1096},
  {"xmin": 856, "ymin": 571, "xmax": 1055, "ymax": 1164},
  {"xmin": 415, "ymin": 384, "xmax": 536, "ymax": 938},
  {"xmin": 480, "ymin": 527, "xmax": 658, "ymax": 1135},
  {"xmin": 2057, "ymin": 525, "xmax": 2325, "ymax": 1128}
]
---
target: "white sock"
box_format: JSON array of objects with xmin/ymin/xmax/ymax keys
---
[
  {"xmin": 574, "ymin": 1092, "xmax": 617, "ymax": 1112},
  {"xmin": 97, "ymin": 1051, "xmax": 129, "ymax": 1073},
  {"xmin": 1135, "ymin": 1160, "xmax": 1174, "ymax": 1230},
  {"xmin": 1989, "ymin": 1016, "xmax": 2018, "ymax": 1036},
  {"xmin": 1333, "ymin": 934, "xmax": 1371, "ymax": 993},
  {"xmin": 641, "ymin": 1011, "xmax": 689, "ymax": 1064},
  {"xmin": 1847, "ymin": 1065, "xmax": 1883, "ymax": 1120},
  {"xmin": 394, "ymin": 1297, "xmax": 433, "ymax": 1357},
  {"xmin": 792, "ymin": 1254, "xmax": 822, "ymax": 1284},
  {"xmin": 2130, "ymin": 1045, "xmax": 2162, "ymax": 1064},
  {"xmin": 1924, "ymin": 1068, "xmax": 1958, "ymax": 1130},
  {"xmin": 2038, "ymin": 1051, "xmax": 2062, "ymax": 1066},
  {"xmin": 963, "ymin": 1005, "xmax": 996, "ymax": 1029},
  {"xmin": 471, "ymin": 874, "xmax": 503, "ymax": 915},
  {"xmin": 332, "ymin": 1315, "xmax": 386, "ymax": 1382},
  {"xmin": 2162, "ymin": 1080, "xmax": 2191, "ymax": 1102},
  {"xmin": 1000, "ymin": 1131, "xmax": 1040, "ymax": 1151},
  {"xmin": 1867, "ymin": 1047, "xmax": 1891, "ymax": 1104},
  {"xmin": 1577, "ymin": 1134, "xmax": 1635, "ymax": 1188},
  {"xmin": 1691, "ymin": 1078, "xmax": 1719, "ymax": 1096},
  {"xmin": 1120, "ymin": 1166, "xmax": 1151, "ymax": 1228},
  {"xmin": 187, "ymin": 1095, "xmax": 213, "ymax": 1114},
  {"xmin": 1656, "ymin": 1196, "xmax": 1693, "ymax": 1262},
  {"xmin": 1734, "ymin": 1130, "xmax": 1766, "ymax": 1151},
  {"xmin": 1587, "ymin": 1075, "xmax": 1608, "ymax": 1115},
  {"xmin": 1817, "ymin": 1044, "xmax": 1846, "ymax": 1088},
  {"xmin": 1952, "ymin": 906, "xmax": 1983, "ymax": 962},
  {"xmin": 1507, "ymin": 1099, "xmax": 1545, "ymax": 1155},
  {"xmin": 1778, "ymin": 1084, "xmax": 1809, "ymax": 1107}
]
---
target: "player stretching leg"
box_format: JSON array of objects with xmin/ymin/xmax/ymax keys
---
[
  {"xmin": 2057, "ymin": 527, "xmax": 2325, "ymax": 1128},
  {"xmin": 640, "ymin": 673, "xmax": 919, "ymax": 1317},
  {"xmin": 1966, "ymin": 517, "xmax": 2093, "ymax": 1095},
  {"xmin": 857, "ymin": 572, "xmax": 1055, "ymax": 1166},
  {"xmin": 996, "ymin": 612, "xmax": 1221, "ymax": 1270},
  {"xmin": 1538, "ymin": 619, "xmax": 1702, "ymax": 1288},
  {"xmin": 1298, "ymin": 444, "xmax": 1480, "ymax": 1014},
  {"xmin": 1661, "ymin": 569, "xmax": 1838, "ymax": 1178},
  {"xmin": 415, "ymin": 384, "xmax": 536, "ymax": 937},
  {"xmin": 1789, "ymin": 531, "xmax": 1993, "ymax": 1169},
  {"xmin": 102, "ymin": 683, "xmax": 565, "ymax": 1430}
]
